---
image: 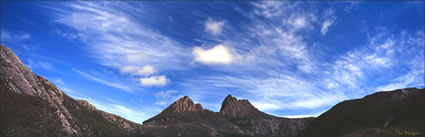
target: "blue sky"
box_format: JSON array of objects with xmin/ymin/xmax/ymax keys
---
[{"xmin": 1, "ymin": 1, "xmax": 424, "ymax": 123}]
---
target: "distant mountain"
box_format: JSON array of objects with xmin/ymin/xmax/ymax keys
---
[
  {"xmin": 298, "ymin": 88, "xmax": 425, "ymax": 137},
  {"xmin": 0, "ymin": 44, "xmax": 143, "ymax": 137},
  {"xmin": 142, "ymin": 94, "xmax": 313, "ymax": 137},
  {"xmin": 0, "ymin": 44, "xmax": 424, "ymax": 137}
]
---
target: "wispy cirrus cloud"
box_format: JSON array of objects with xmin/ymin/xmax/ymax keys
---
[
  {"xmin": 75, "ymin": 96, "xmax": 158, "ymax": 124},
  {"xmin": 1, "ymin": 30, "xmax": 31, "ymax": 42},
  {"xmin": 154, "ymin": 90, "xmax": 179, "ymax": 106},
  {"xmin": 49, "ymin": 75, "xmax": 158, "ymax": 123},
  {"xmin": 26, "ymin": 59, "xmax": 54, "ymax": 71},
  {"xmin": 73, "ymin": 69, "xmax": 133, "ymax": 92},
  {"xmin": 120, "ymin": 65, "xmax": 156, "ymax": 76},
  {"xmin": 44, "ymin": 1, "xmax": 190, "ymax": 86}
]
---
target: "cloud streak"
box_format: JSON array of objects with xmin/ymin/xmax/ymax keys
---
[{"xmin": 73, "ymin": 69, "xmax": 133, "ymax": 91}]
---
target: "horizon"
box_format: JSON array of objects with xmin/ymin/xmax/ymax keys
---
[{"xmin": 1, "ymin": 1, "xmax": 424, "ymax": 124}]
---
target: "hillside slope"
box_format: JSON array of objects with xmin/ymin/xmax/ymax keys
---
[
  {"xmin": 0, "ymin": 44, "xmax": 143, "ymax": 137},
  {"xmin": 297, "ymin": 88, "xmax": 425, "ymax": 137}
]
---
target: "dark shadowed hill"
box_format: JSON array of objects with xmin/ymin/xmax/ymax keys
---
[{"xmin": 297, "ymin": 88, "xmax": 425, "ymax": 137}]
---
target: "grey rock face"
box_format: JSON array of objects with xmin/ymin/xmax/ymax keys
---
[
  {"xmin": 0, "ymin": 44, "xmax": 140, "ymax": 137},
  {"xmin": 219, "ymin": 94, "xmax": 261, "ymax": 118},
  {"xmin": 164, "ymin": 96, "xmax": 205, "ymax": 113},
  {"xmin": 0, "ymin": 45, "xmax": 77, "ymax": 135}
]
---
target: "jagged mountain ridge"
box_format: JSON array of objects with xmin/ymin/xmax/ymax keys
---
[
  {"xmin": 142, "ymin": 94, "xmax": 314, "ymax": 137},
  {"xmin": 0, "ymin": 44, "xmax": 424, "ymax": 137},
  {"xmin": 220, "ymin": 95, "xmax": 264, "ymax": 118}
]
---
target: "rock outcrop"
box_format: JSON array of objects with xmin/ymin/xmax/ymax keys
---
[
  {"xmin": 142, "ymin": 95, "xmax": 314, "ymax": 137},
  {"xmin": 0, "ymin": 44, "xmax": 141, "ymax": 137},
  {"xmin": 163, "ymin": 96, "xmax": 204, "ymax": 113},
  {"xmin": 220, "ymin": 94, "xmax": 262, "ymax": 118},
  {"xmin": 0, "ymin": 44, "xmax": 77, "ymax": 135}
]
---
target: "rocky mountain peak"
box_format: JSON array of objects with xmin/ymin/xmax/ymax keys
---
[
  {"xmin": 163, "ymin": 96, "xmax": 204, "ymax": 113},
  {"xmin": 219, "ymin": 94, "xmax": 261, "ymax": 117},
  {"xmin": 142, "ymin": 96, "xmax": 206, "ymax": 124}
]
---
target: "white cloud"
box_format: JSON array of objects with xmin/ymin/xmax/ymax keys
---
[
  {"xmin": 321, "ymin": 19, "xmax": 334, "ymax": 35},
  {"xmin": 120, "ymin": 65, "xmax": 156, "ymax": 76},
  {"xmin": 205, "ymin": 18, "xmax": 225, "ymax": 35},
  {"xmin": 193, "ymin": 45, "xmax": 234, "ymax": 64},
  {"xmin": 139, "ymin": 75, "xmax": 168, "ymax": 86}
]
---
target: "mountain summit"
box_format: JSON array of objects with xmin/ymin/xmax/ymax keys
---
[
  {"xmin": 142, "ymin": 94, "xmax": 314, "ymax": 137},
  {"xmin": 220, "ymin": 94, "xmax": 262, "ymax": 117},
  {"xmin": 163, "ymin": 96, "xmax": 204, "ymax": 113}
]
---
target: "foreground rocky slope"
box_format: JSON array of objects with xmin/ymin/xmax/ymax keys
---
[
  {"xmin": 298, "ymin": 88, "xmax": 425, "ymax": 137},
  {"xmin": 0, "ymin": 44, "xmax": 142, "ymax": 137}
]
